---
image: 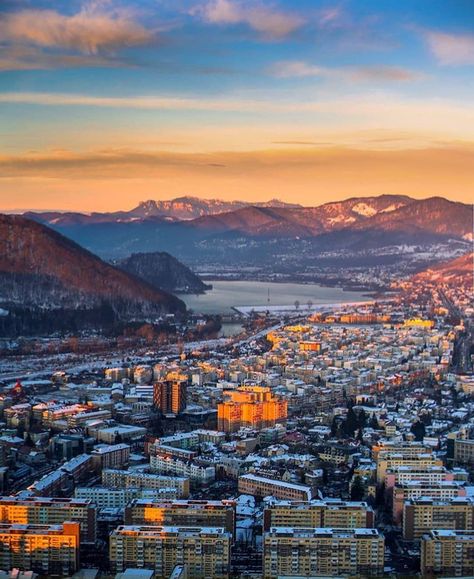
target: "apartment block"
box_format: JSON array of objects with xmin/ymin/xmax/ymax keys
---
[
  {"xmin": 0, "ymin": 522, "xmax": 80, "ymax": 576},
  {"xmin": 102, "ymin": 469, "xmax": 190, "ymax": 498},
  {"xmin": 75, "ymin": 486, "xmax": 179, "ymax": 508},
  {"xmin": 238, "ymin": 474, "xmax": 312, "ymax": 501},
  {"xmin": 0, "ymin": 496, "xmax": 96, "ymax": 544},
  {"xmin": 263, "ymin": 499, "xmax": 374, "ymax": 531},
  {"xmin": 263, "ymin": 527, "xmax": 384, "ymax": 578},
  {"xmin": 217, "ymin": 386, "xmax": 287, "ymax": 433},
  {"xmin": 392, "ymin": 482, "xmax": 467, "ymax": 524},
  {"xmin": 125, "ymin": 499, "xmax": 236, "ymax": 536},
  {"xmin": 403, "ymin": 497, "xmax": 474, "ymax": 540},
  {"xmin": 421, "ymin": 530, "xmax": 474, "ymax": 577},
  {"xmin": 150, "ymin": 455, "xmax": 215, "ymax": 486},
  {"xmin": 90, "ymin": 443, "xmax": 130, "ymax": 471},
  {"xmin": 109, "ymin": 525, "xmax": 231, "ymax": 578}
]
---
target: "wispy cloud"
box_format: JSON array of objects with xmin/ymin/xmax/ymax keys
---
[
  {"xmin": 0, "ymin": 7, "xmax": 153, "ymax": 54},
  {"xmin": 424, "ymin": 30, "xmax": 474, "ymax": 65},
  {"xmin": 0, "ymin": 3, "xmax": 154, "ymax": 70},
  {"xmin": 0, "ymin": 46, "xmax": 129, "ymax": 71},
  {"xmin": 268, "ymin": 60, "xmax": 423, "ymax": 82},
  {"xmin": 269, "ymin": 61, "xmax": 328, "ymax": 78},
  {"xmin": 193, "ymin": 0, "xmax": 303, "ymax": 40}
]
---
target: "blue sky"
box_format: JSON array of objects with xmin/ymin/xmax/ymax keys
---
[{"xmin": 0, "ymin": 0, "xmax": 473, "ymax": 209}]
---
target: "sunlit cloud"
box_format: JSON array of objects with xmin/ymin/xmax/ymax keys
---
[
  {"xmin": 0, "ymin": 7, "xmax": 153, "ymax": 54},
  {"xmin": 424, "ymin": 30, "xmax": 474, "ymax": 65},
  {"xmin": 268, "ymin": 60, "xmax": 424, "ymax": 82},
  {"xmin": 193, "ymin": 0, "xmax": 303, "ymax": 40}
]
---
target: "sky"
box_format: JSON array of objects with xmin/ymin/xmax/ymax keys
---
[{"xmin": 0, "ymin": 0, "xmax": 473, "ymax": 211}]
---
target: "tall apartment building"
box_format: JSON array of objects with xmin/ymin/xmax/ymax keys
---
[
  {"xmin": 392, "ymin": 481, "xmax": 467, "ymax": 524},
  {"xmin": 102, "ymin": 469, "xmax": 190, "ymax": 498},
  {"xmin": 403, "ymin": 497, "xmax": 474, "ymax": 540},
  {"xmin": 109, "ymin": 525, "xmax": 231, "ymax": 578},
  {"xmin": 217, "ymin": 386, "xmax": 287, "ymax": 433},
  {"xmin": 125, "ymin": 499, "xmax": 236, "ymax": 536},
  {"xmin": 238, "ymin": 474, "xmax": 312, "ymax": 501},
  {"xmin": 263, "ymin": 499, "xmax": 374, "ymax": 531},
  {"xmin": 263, "ymin": 527, "xmax": 384, "ymax": 578},
  {"xmin": 0, "ymin": 522, "xmax": 80, "ymax": 576},
  {"xmin": 0, "ymin": 496, "xmax": 96, "ymax": 544},
  {"xmin": 153, "ymin": 379, "xmax": 187, "ymax": 415},
  {"xmin": 421, "ymin": 530, "xmax": 474, "ymax": 577},
  {"xmin": 150, "ymin": 455, "xmax": 215, "ymax": 486}
]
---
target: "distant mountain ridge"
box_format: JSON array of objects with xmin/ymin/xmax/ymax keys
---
[
  {"xmin": 0, "ymin": 214, "xmax": 185, "ymax": 335},
  {"xmin": 22, "ymin": 194, "xmax": 472, "ymax": 262},
  {"xmin": 25, "ymin": 196, "xmax": 302, "ymax": 225}
]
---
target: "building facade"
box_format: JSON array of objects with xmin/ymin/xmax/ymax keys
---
[
  {"xmin": 109, "ymin": 525, "xmax": 231, "ymax": 578},
  {"xmin": 263, "ymin": 527, "xmax": 384, "ymax": 578}
]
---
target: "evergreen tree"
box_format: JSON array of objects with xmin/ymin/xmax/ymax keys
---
[
  {"xmin": 411, "ymin": 421, "xmax": 426, "ymax": 442},
  {"xmin": 369, "ymin": 414, "xmax": 379, "ymax": 430},
  {"xmin": 350, "ymin": 476, "xmax": 365, "ymax": 501},
  {"xmin": 344, "ymin": 407, "xmax": 358, "ymax": 437}
]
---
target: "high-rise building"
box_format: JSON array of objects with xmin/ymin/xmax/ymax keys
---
[
  {"xmin": 0, "ymin": 496, "xmax": 96, "ymax": 544},
  {"xmin": 124, "ymin": 499, "xmax": 236, "ymax": 536},
  {"xmin": 403, "ymin": 497, "xmax": 474, "ymax": 540},
  {"xmin": 109, "ymin": 525, "xmax": 231, "ymax": 578},
  {"xmin": 263, "ymin": 499, "xmax": 374, "ymax": 531},
  {"xmin": 421, "ymin": 530, "xmax": 474, "ymax": 577},
  {"xmin": 153, "ymin": 379, "xmax": 187, "ymax": 415},
  {"xmin": 0, "ymin": 522, "xmax": 80, "ymax": 576},
  {"xmin": 263, "ymin": 527, "xmax": 384, "ymax": 578},
  {"xmin": 217, "ymin": 386, "xmax": 287, "ymax": 433}
]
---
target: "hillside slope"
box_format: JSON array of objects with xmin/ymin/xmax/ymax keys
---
[
  {"xmin": 0, "ymin": 214, "xmax": 185, "ymax": 334},
  {"xmin": 117, "ymin": 252, "xmax": 210, "ymax": 294}
]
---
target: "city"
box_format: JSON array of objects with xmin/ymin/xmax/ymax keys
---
[
  {"xmin": 1, "ymin": 0, "xmax": 473, "ymax": 577},
  {"xmin": 0, "ymin": 261, "xmax": 472, "ymax": 577}
]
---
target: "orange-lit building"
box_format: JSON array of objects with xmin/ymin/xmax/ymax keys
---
[
  {"xmin": 0, "ymin": 522, "xmax": 80, "ymax": 576},
  {"xmin": 153, "ymin": 378, "xmax": 187, "ymax": 415},
  {"xmin": 299, "ymin": 341, "xmax": 321, "ymax": 352},
  {"xmin": 217, "ymin": 386, "xmax": 287, "ymax": 433},
  {"xmin": 124, "ymin": 499, "xmax": 236, "ymax": 536}
]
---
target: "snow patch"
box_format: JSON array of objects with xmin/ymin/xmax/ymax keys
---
[
  {"xmin": 351, "ymin": 202, "xmax": 377, "ymax": 217},
  {"xmin": 379, "ymin": 203, "xmax": 404, "ymax": 213},
  {"xmin": 328, "ymin": 215, "xmax": 356, "ymax": 224}
]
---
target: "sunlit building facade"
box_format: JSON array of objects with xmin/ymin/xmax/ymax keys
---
[{"xmin": 217, "ymin": 386, "xmax": 287, "ymax": 433}]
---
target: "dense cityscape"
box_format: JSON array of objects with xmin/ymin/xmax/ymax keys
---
[
  {"xmin": 1, "ymin": 0, "xmax": 474, "ymax": 577},
  {"xmin": 0, "ymin": 257, "xmax": 472, "ymax": 578}
]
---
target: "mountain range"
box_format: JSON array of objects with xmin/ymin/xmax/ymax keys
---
[
  {"xmin": 23, "ymin": 195, "xmax": 473, "ymax": 261},
  {"xmin": 0, "ymin": 214, "xmax": 185, "ymax": 335}
]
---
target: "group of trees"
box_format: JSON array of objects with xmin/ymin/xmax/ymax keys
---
[{"xmin": 331, "ymin": 401, "xmax": 380, "ymax": 440}]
